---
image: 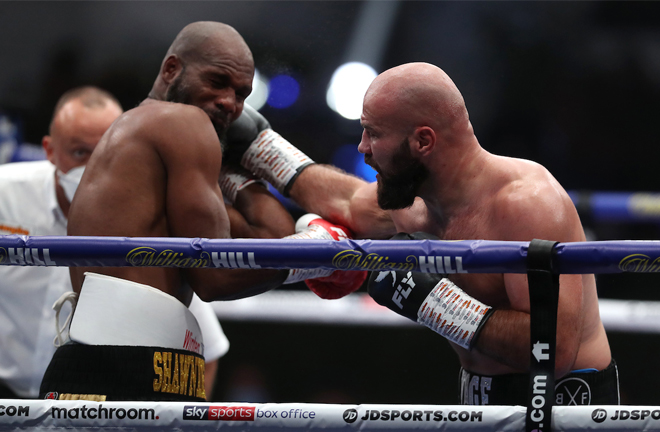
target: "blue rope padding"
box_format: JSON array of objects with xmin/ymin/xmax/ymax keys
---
[{"xmin": 2, "ymin": 235, "xmax": 660, "ymax": 274}]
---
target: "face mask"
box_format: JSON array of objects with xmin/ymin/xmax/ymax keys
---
[{"xmin": 57, "ymin": 165, "xmax": 86, "ymax": 202}]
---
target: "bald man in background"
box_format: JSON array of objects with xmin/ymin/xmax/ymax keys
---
[
  {"xmin": 223, "ymin": 62, "xmax": 619, "ymax": 406},
  {"xmin": 0, "ymin": 86, "xmax": 229, "ymax": 399}
]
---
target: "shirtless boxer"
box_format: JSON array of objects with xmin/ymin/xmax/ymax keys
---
[
  {"xmin": 38, "ymin": 22, "xmax": 361, "ymax": 402},
  {"xmin": 223, "ymin": 62, "xmax": 619, "ymax": 405}
]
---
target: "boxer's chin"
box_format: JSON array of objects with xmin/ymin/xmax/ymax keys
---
[
  {"xmin": 213, "ymin": 123, "xmax": 229, "ymax": 150},
  {"xmin": 376, "ymin": 177, "xmax": 417, "ymax": 210},
  {"xmin": 375, "ymin": 149, "xmax": 428, "ymax": 210}
]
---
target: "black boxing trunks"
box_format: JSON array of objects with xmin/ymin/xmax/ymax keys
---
[
  {"xmin": 39, "ymin": 272, "xmax": 206, "ymax": 401},
  {"xmin": 459, "ymin": 359, "xmax": 620, "ymax": 406},
  {"xmin": 40, "ymin": 343, "xmax": 206, "ymax": 401}
]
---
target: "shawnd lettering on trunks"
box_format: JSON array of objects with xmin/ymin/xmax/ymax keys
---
[
  {"xmin": 0, "ymin": 247, "xmax": 57, "ymax": 266},
  {"xmin": 153, "ymin": 351, "xmax": 206, "ymax": 399}
]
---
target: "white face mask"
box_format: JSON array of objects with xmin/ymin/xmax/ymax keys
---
[{"xmin": 57, "ymin": 165, "xmax": 86, "ymax": 202}]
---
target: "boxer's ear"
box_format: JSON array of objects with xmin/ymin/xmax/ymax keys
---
[
  {"xmin": 42, "ymin": 135, "xmax": 55, "ymax": 164},
  {"xmin": 412, "ymin": 126, "xmax": 436, "ymax": 157},
  {"xmin": 161, "ymin": 55, "xmax": 183, "ymax": 85}
]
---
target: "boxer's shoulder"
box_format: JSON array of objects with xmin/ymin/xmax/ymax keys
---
[
  {"xmin": 108, "ymin": 101, "xmax": 217, "ymax": 156},
  {"xmin": 121, "ymin": 100, "xmax": 208, "ymax": 130}
]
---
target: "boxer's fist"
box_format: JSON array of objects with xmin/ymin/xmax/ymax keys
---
[
  {"xmin": 222, "ymin": 105, "xmax": 314, "ymax": 196},
  {"xmin": 298, "ymin": 215, "xmax": 367, "ymax": 299},
  {"xmin": 285, "ymin": 214, "xmax": 367, "ymax": 299},
  {"xmin": 367, "ymin": 232, "xmax": 493, "ymax": 349},
  {"xmin": 367, "ymin": 232, "xmax": 443, "ymax": 320},
  {"xmin": 306, "ymin": 267, "xmax": 368, "ymax": 300}
]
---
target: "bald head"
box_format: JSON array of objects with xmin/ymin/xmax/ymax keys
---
[
  {"xmin": 44, "ymin": 86, "xmax": 123, "ymax": 173},
  {"xmin": 164, "ymin": 21, "xmax": 253, "ymax": 71},
  {"xmin": 365, "ymin": 63, "xmax": 470, "ymax": 137},
  {"xmin": 149, "ymin": 21, "xmax": 254, "ymax": 128},
  {"xmin": 49, "ymin": 86, "xmax": 122, "ymax": 134}
]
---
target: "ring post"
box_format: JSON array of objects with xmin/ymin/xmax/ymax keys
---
[{"xmin": 525, "ymin": 239, "xmax": 559, "ymax": 432}]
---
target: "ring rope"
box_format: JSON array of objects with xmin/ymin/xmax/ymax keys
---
[{"xmin": 2, "ymin": 235, "xmax": 660, "ymax": 274}]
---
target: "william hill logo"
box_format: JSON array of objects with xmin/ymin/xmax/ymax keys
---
[
  {"xmin": 125, "ymin": 248, "xmax": 261, "ymax": 269},
  {"xmin": 332, "ymin": 251, "xmax": 467, "ymax": 273},
  {"xmin": 332, "ymin": 251, "xmax": 416, "ymax": 272},
  {"xmin": 619, "ymin": 254, "xmax": 660, "ymax": 273},
  {"xmin": 0, "ymin": 247, "xmax": 57, "ymax": 266}
]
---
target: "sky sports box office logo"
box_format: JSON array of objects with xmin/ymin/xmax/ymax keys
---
[{"xmin": 183, "ymin": 406, "xmax": 319, "ymax": 421}]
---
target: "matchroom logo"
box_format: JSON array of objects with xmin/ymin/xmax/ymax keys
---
[{"xmin": 183, "ymin": 406, "xmax": 255, "ymax": 421}]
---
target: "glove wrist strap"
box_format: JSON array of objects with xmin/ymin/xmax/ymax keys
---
[
  {"xmin": 417, "ymin": 278, "xmax": 492, "ymax": 350},
  {"xmin": 241, "ymin": 129, "xmax": 314, "ymax": 196}
]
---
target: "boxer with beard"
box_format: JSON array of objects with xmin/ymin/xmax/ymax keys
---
[{"xmin": 221, "ymin": 62, "xmax": 619, "ymax": 406}]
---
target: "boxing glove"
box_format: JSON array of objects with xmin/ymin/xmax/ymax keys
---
[
  {"xmin": 284, "ymin": 214, "xmax": 367, "ymax": 299},
  {"xmin": 367, "ymin": 232, "xmax": 493, "ymax": 350},
  {"xmin": 222, "ymin": 104, "xmax": 271, "ymax": 166},
  {"xmin": 222, "ymin": 104, "xmax": 314, "ymax": 197}
]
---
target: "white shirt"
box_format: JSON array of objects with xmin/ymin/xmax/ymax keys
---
[{"xmin": 0, "ymin": 161, "xmax": 229, "ymax": 397}]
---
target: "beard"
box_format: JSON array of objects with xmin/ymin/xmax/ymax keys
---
[
  {"xmin": 166, "ymin": 68, "xmax": 229, "ymax": 143},
  {"xmin": 165, "ymin": 68, "xmax": 193, "ymax": 105},
  {"xmin": 374, "ymin": 138, "xmax": 429, "ymax": 210}
]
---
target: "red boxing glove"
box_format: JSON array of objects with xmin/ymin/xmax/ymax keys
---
[
  {"xmin": 289, "ymin": 214, "xmax": 367, "ymax": 299},
  {"xmin": 306, "ymin": 267, "xmax": 368, "ymax": 300}
]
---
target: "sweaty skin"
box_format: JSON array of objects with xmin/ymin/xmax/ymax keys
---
[
  {"xmin": 68, "ymin": 22, "xmax": 289, "ymax": 303},
  {"xmin": 288, "ymin": 62, "xmax": 610, "ymax": 378}
]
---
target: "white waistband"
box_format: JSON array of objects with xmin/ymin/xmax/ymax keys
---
[{"xmin": 69, "ymin": 272, "xmax": 204, "ymax": 356}]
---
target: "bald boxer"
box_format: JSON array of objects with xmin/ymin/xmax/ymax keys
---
[
  {"xmin": 224, "ymin": 62, "xmax": 619, "ymax": 406},
  {"xmin": 38, "ymin": 22, "xmax": 361, "ymax": 402}
]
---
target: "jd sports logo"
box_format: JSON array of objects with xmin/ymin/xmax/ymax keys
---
[
  {"xmin": 592, "ymin": 409, "xmax": 607, "ymax": 423},
  {"xmin": 343, "ymin": 409, "xmax": 359, "ymax": 423},
  {"xmin": 555, "ymin": 377, "xmax": 591, "ymax": 405}
]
